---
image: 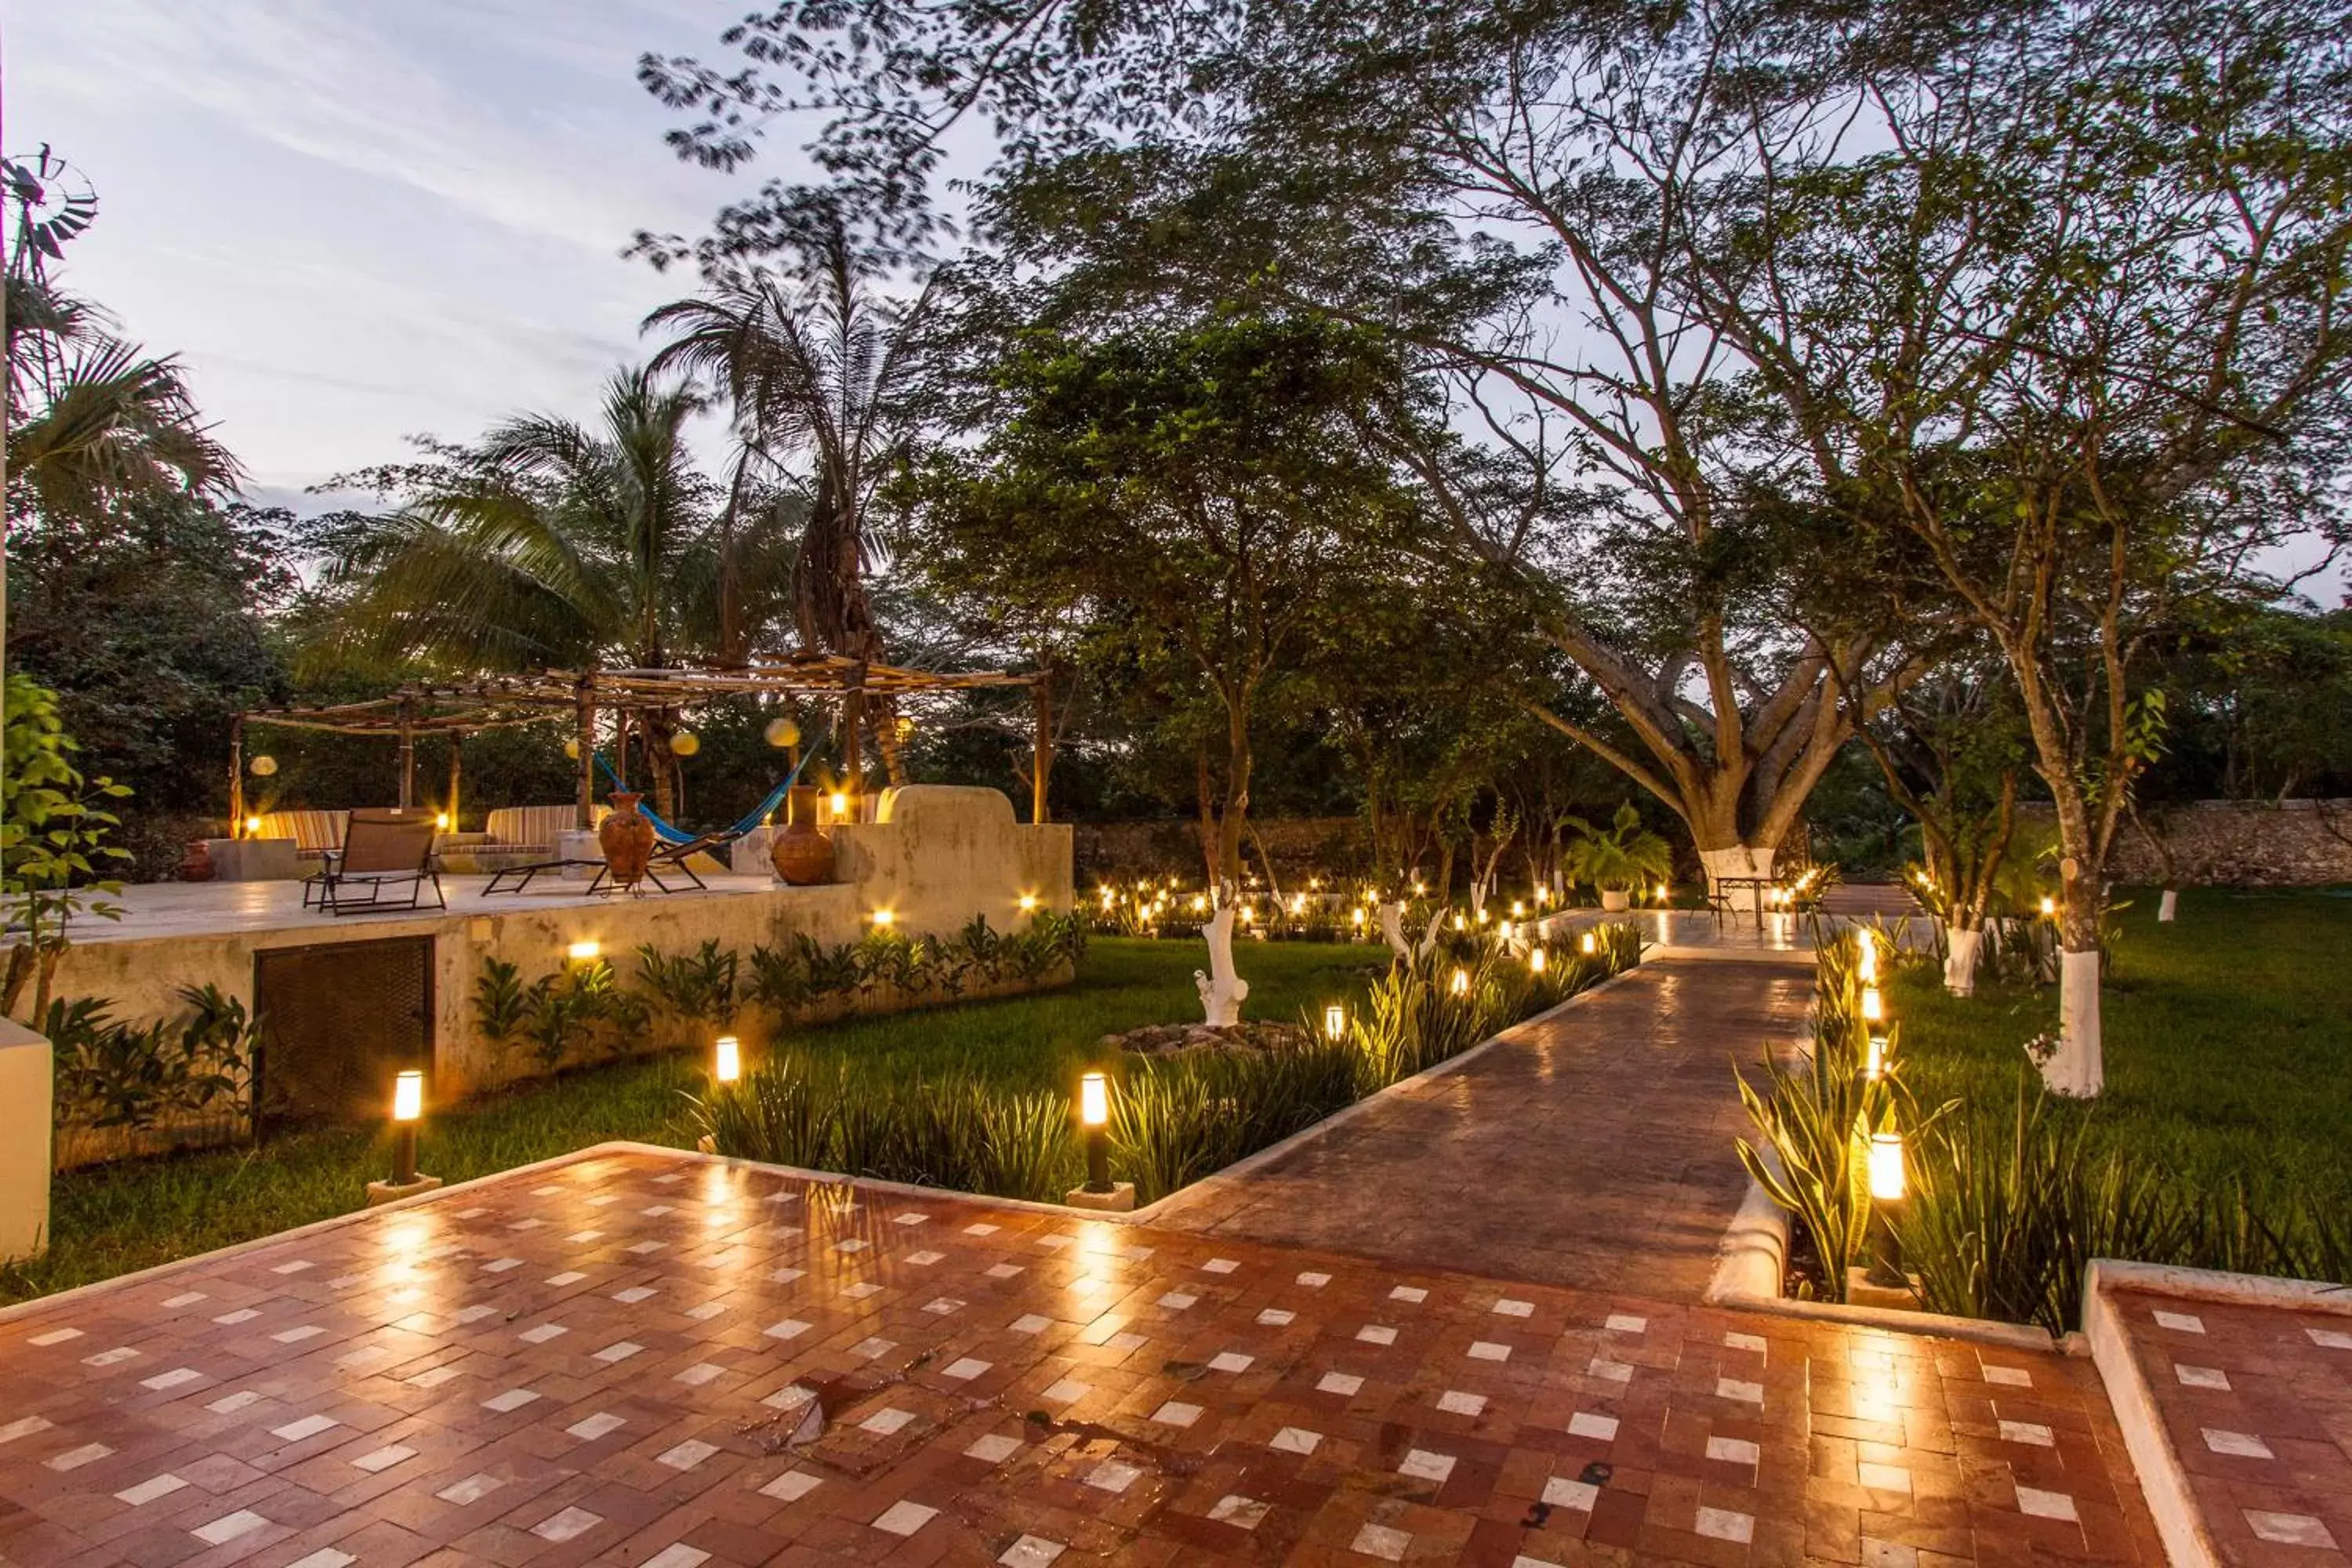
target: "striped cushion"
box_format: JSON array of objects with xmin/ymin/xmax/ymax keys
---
[
  {"xmin": 482, "ymin": 804, "xmax": 608, "ymax": 853},
  {"xmin": 252, "ymin": 809, "xmax": 348, "ymax": 854}
]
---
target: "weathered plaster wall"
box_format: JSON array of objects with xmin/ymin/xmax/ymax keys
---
[
  {"xmin": 45, "ymin": 786, "xmax": 1076, "ymax": 1116},
  {"xmin": 2020, "ymin": 799, "xmax": 2352, "ymax": 886}
]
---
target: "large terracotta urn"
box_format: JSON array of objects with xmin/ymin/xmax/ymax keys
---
[
  {"xmin": 770, "ymin": 786, "xmax": 835, "ymax": 886},
  {"xmin": 599, "ymin": 792, "xmax": 658, "ymax": 887},
  {"xmin": 1600, "ymin": 887, "xmax": 1631, "ymax": 913}
]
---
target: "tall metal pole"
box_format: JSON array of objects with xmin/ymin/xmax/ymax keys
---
[{"xmin": 228, "ymin": 719, "xmax": 245, "ymax": 837}]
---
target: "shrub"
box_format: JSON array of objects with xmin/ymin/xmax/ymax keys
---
[
  {"xmin": 634, "ymin": 940, "xmax": 738, "ymax": 1033},
  {"xmin": 48, "ymin": 985, "xmax": 258, "ymax": 1134}
]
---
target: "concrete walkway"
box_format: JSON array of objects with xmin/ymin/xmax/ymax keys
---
[{"xmin": 1149, "ymin": 956, "xmax": 1814, "ymax": 1301}]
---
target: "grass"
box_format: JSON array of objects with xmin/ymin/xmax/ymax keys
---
[
  {"xmin": 0, "ymin": 936, "xmax": 1382, "ymax": 1306},
  {"xmin": 1889, "ymin": 887, "xmax": 2352, "ymax": 1218}
]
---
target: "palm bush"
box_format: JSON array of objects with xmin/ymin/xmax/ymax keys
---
[{"xmin": 1560, "ymin": 803, "xmax": 1675, "ymax": 897}]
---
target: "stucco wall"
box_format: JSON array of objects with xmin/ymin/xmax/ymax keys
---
[
  {"xmin": 2020, "ymin": 799, "xmax": 2352, "ymax": 886},
  {"xmin": 43, "ymin": 786, "xmax": 1076, "ymax": 1124}
]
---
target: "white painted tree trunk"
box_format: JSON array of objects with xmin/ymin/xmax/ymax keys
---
[
  {"xmin": 1194, "ymin": 907, "xmax": 1249, "ymax": 1025},
  {"xmin": 2040, "ymin": 949, "xmax": 2104, "ymax": 1097},
  {"xmin": 1377, "ymin": 901, "xmax": 1411, "ymax": 960},
  {"xmin": 1943, "ymin": 927, "xmax": 1983, "ymax": 996},
  {"xmin": 1698, "ymin": 846, "xmax": 1777, "ymax": 913},
  {"xmin": 2158, "ymin": 888, "xmax": 2178, "ymax": 923}
]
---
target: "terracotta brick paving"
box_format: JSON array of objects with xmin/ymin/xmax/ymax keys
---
[
  {"xmin": 1148, "ymin": 960, "xmax": 1814, "ymax": 1301},
  {"xmin": 2104, "ymin": 1286, "xmax": 2352, "ymax": 1565},
  {"xmin": 0, "ymin": 1146, "xmax": 2163, "ymax": 1566}
]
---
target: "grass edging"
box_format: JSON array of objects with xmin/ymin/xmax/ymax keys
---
[{"xmin": 1704, "ymin": 1143, "xmax": 2064, "ymax": 1354}]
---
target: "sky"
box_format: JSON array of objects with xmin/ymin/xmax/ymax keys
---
[{"xmin": 5, "ymin": 0, "xmax": 776, "ymax": 512}]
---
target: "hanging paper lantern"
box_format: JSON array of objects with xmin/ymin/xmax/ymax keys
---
[
  {"xmin": 764, "ymin": 717, "xmax": 800, "ymax": 749},
  {"xmin": 670, "ymin": 731, "xmax": 700, "ymax": 757},
  {"xmin": 564, "ymin": 739, "xmax": 582, "ymax": 760},
  {"xmin": 248, "ymin": 754, "xmax": 278, "ymax": 777}
]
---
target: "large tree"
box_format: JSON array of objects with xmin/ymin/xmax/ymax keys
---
[{"xmin": 904, "ymin": 314, "xmax": 1406, "ymax": 1018}]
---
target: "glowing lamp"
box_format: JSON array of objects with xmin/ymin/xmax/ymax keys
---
[
  {"xmin": 1860, "ymin": 985, "xmax": 1884, "ymax": 1024},
  {"xmin": 1857, "ymin": 928, "xmax": 1878, "ymax": 984},
  {"xmin": 1452, "ymin": 912, "xmax": 1466, "ymax": 931},
  {"xmin": 1530, "ymin": 949, "xmax": 1548, "ymax": 974},
  {"xmin": 1291, "ymin": 895, "xmax": 1305, "ymax": 914},
  {"xmin": 1350, "ymin": 906, "xmax": 1366, "ymax": 927},
  {"xmin": 2039, "ymin": 895, "xmax": 2056, "ymax": 917},
  {"xmin": 1866, "ymin": 1033, "xmax": 1886, "ymax": 1082},
  {"xmin": 244, "ymin": 815, "xmax": 263, "ymax": 835},
  {"xmin": 389, "ymin": 1069, "xmax": 425, "ymax": 1188},
  {"xmin": 248, "ymin": 754, "xmax": 278, "ymax": 777},
  {"xmin": 830, "ymin": 790, "xmax": 851, "ymax": 820},
  {"xmin": 1654, "ymin": 883, "xmax": 1669, "ymax": 902},
  {"xmin": 1323, "ymin": 1004, "xmax": 1346, "ymax": 1041},
  {"xmin": 764, "ymin": 717, "xmax": 800, "ymax": 749},
  {"xmin": 1477, "ymin": 909, "xmax": 1491, "ymax": 925},
  {"xmin": 1511, "ymin": 900, "xmax": 1526, "ymax": 917},
  {"xmin": 872, "ymin": 909, "xmax": 895, "ymax": 927},
  {"xmin": 1868, "ymin": 1131, "xmax": 1907, "ymax": 1201},
  {"xmin": 1019, "ymin": 894, "xmax": 1038, "ymax": 913},
  {"xmin": 434, "ymin": 812, "xmax": 452, "ymax": 831},
  {"xmin": 1078, "ymin": 1072, "xmax": 1113, "ymax": 1193},
  {"xmin": 1581, "ymin": 931, "xmax": 1597, "ymax": 956},
  {"xmin": 1192, "ymin": 895, "xmax": 1208, "ymax": 913},
  {"xmin": 564, "ymin": 738, "xmax": 583, "ymax": 760},
  {"xmin": 670, "ymin": 731, "xmax": 700, "ymax": 757},
  {"xmin": 714, "ymin": 1035, "xmax": 742, "ymax": 1084},
  {"xmin": 1535, "ymin": 887, "xmax": 1550, "ymax": 906},
  {"xmin": 1413, "ymin": 880, "xmax": 1426, "ymax": 895},
  {"xmin": 1498, "ymin": 920, "xmax": 1514, "ymax": 941},
  {"xmin": 1450, "ymin": 967, "xmax": 1469, "ymax": 995},
  {"xmin": 566, "ymin": 939, "xmax": 601, "ymax": 964}
]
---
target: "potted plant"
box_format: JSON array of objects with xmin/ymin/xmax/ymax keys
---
[{"xmin": 1562, "ymin": 803, "xmax": 1675, "ymax": 912}]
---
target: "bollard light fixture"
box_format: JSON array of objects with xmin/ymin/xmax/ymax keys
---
[
  {"xmin": 1654, "ymin": 882, "xmax": 1669, "ymax": 903},
  {"xmin": 1860, "ymin": 985, "xmax": 1884, "ymax": 1024},
  {"xmin": 2039, "ymin": 895, "xmax": 2056, "ymax": 918},
  {"xmin": 1450, "ymin": 967, "xmax": 1469, "ymax": 994},
  {"xmin": 390, "ymin": 1069, "xmax": 424, "ymax": 1185},
  {"xmin": 1867, "ymin": 1130, "xmax": 1906, "ymax": 1201},
  {"xmin": 1866, "ymin": 1033, "xmax": 1887, "ymax": 1082},
  {"xmin": 1530, "ymin": 948, "xmax": 1548, "ymax": 974},
  {"xmin": 1452, "ymin": 911, "xmax": 1466, "ymax": 931},
  {"xmin": 1857, "ymin": 927, "xmax": 1878, "ymax": 984},
  {"xmin": 1079, "ymin": 1072, "xmax": 1113, "ymax": 1194},
  {"xmin": 1580, "ymin": 931, "xmax": 1597, "ymax": 956},
  {"xmin": 1323, "ymin": 1004, "xmax": 1347, "ymax": 1041},
  {"xmin": 714, "ymin": 1034, "xmax": 742, "ymax": 1084}
]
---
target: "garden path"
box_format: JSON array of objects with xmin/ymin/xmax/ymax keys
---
[{"xmin": 1149, "ymin": 957, "xmax": 1815, "ymax": 1301}]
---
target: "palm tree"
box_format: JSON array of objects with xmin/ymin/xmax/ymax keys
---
[
  {"xmin": 6, "ymin": 273, "xmax": 240, "ymax": 523},
  {"xmin": 311, "ymin": 366, "xmax": 768, "ymax": 814},
  {"xmin": 644, "ymin": 194, "xmax": 936, "ymax": 783}
]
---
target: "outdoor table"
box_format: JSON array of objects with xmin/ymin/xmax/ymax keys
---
[{"xmin": 1711, "ymin": 875, "xmax": 1780, "ymax": 929}]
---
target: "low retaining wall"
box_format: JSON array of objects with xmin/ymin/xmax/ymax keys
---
[
  {"xmin": 37, "ymin": 787, "xmax": 1074, "ymax": 1167},
  {"xmin": 2020, "ymin": 798, "xmax": 2352, "ymax": 886}
]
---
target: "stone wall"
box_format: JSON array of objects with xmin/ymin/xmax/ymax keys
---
[
  {"xmin": 2021, "ymin": 799, "xmax": 2352, "ymax": 886},
  {"xmin": 1073, "ymin": 816, "xmax": 1369, "ymax": 885}
]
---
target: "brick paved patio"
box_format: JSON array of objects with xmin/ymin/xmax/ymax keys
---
[{"xmin": 0, "ymin": 1145, "xmax": 2162, "ymax": 1567}]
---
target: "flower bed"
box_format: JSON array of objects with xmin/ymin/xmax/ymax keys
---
[{"xmin": 692, "ymin": 921, "xmax": 1643, "ymax": 1204}]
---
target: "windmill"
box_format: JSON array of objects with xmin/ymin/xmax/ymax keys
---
[{"xmin": 3, "ymin": 146, "xmax": 101, "ymax": 401}]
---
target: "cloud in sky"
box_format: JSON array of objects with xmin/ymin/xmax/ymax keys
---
[{"xmin": 8, "ymin": 0, "xmax": 789, "ymax": 497}]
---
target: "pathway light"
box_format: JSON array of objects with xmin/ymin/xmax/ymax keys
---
[
  {"xmin": 1079, "ymin": 1073, "xmax": 1113, "ymax": 1194},
  {"xmin": 1323, "ymin": 1004, "xmax": 1347, "ymax": 1041},
  {"xmin": 714, "ymin": 1035, "xmax": 742, "ymax": 1084},
  {"xmin": 390, "ymin": 1070, "xmax": 424, "ymax": 1186}
]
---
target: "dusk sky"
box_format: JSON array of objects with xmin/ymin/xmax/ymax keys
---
[{"xmin": 9, "ymin": 0, "xmax": 782, "ymax": 511}]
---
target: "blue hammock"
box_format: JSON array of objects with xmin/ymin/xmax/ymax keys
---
[{"xmin": 597, "ymin": 748, "xmax": 815, "ymax": 846}]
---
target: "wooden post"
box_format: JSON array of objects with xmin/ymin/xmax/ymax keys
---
[
  {"xmin": 396, "ymin": 709, "xmax": 416, "ymax": 811},
  {"xmin": 1031, "ymin": 672, "xmax": 1053, "ymax": 825},
  {"xmin": 228, "ymin": 718, "xmax": 245, "ymax": 837},
  {"xmin": 446, "ymin": 732, "xmax": 463, "ymax": 830},
  {"xmin": 575, "ymin": 680, "xmax": 595, "ymax": 829},
  {"xmin": 843, "ymin": 663, "xmax": 867, "ymax": 812}
]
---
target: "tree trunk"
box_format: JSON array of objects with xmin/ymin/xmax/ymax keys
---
[
  {"xmin": 1195, "ymin": 907, "xmax": 1249, "ymax": 1025},
  {"xmin": 1943, "ymin": 927, "xmax": 1983, "ymax": 996},
  {"xmin": 2158, "ymin": 888, "xmax": 2178, "ymax": 922}
]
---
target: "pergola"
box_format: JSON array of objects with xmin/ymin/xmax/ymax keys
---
[{"xmin": 231, "ymin": 654, "xmax": 1054, "ymax": 833}]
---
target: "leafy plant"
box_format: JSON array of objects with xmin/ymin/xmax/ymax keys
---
[
  {"xmin": 1559, "ymin": 803, "xmax": 1675, "ymax": 895},
  {"xmin": 2, "ymin": 675, "xmax": 134, "ymax": 1022},
  {"xmin": 48, "ymin": 985, "xmax": 256, "ymax": 1134},
  {"xmin": 473, "ymin": 957, "xmax": 531, "ymax": 1043},
  {"xmin": 634, "ymin": 940, "xmax": 739, "ymax": 1031}
]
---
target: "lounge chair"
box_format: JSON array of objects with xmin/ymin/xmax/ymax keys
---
[{"xmin": 303, "ymin": 808, "xmax": 446, "ymax": 916}]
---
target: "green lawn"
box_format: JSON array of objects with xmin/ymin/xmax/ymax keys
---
[
  {"xmin": 0, "ymin": 936, "xmax": 1381, "ymax": 1306},
  {"xmin": 1890, "ymin": 887, "xmax": 2352, "ymax": 1214}
]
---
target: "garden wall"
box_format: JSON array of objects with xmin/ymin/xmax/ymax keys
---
[
  {"xmin": 1073, "ymin": 816, "xmax": 1369, "ymax": 884},
  {"xmin": 2020, "ymin": 798, "xmax": 2352, "ymax": 886},
  {"xmin": 42, "ymin": 787, "xmax": 1073, "ymax": 1164}
]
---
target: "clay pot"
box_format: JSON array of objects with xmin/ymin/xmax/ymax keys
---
[
  {"xmin": 599, "ymin": 792, "xmax": 658, "ymax": 886},
  {"xmin": 1599, "ymin": 887, "xmax": 1631, "ymax": 913},
  {"xmin": 771, "ymin": 786, "xmax": 835, "ymax": 886},
  {"xmin": 181, "ymin": 839, "xmax": 216, "ymax": 882}
]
